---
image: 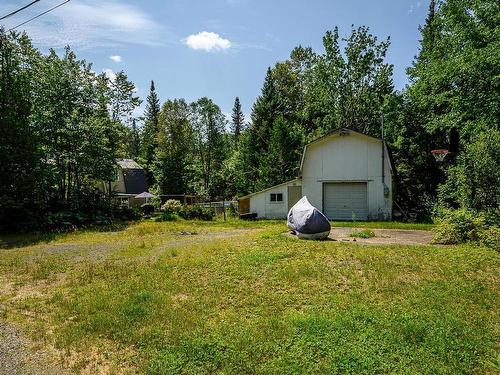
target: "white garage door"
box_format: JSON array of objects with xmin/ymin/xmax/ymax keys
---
[{"xmin": 323, "ymin": 182, "xmax": 368, "ymax": 221}]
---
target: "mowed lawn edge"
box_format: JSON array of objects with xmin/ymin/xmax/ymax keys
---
[{"xmin": 0, "ymin": 220, "xmax": 498, "ymax": 374}]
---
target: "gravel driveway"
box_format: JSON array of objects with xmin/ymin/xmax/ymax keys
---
[
  {"xmin": 329, "ymin": 227, "xmax": 434, "ymax": 245},
  {"xmin": 0, "ymin": 321, "xmax": 64, "ymax": 375}
]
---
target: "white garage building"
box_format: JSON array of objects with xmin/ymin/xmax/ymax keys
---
[{"xmin": 239, "ymin": 129, "xmax": 393, "ymax": 221}]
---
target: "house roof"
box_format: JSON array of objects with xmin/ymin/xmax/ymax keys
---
[
  {"xmin": 117, "ymin": 159, "xmax": 143, "ymax": 169},
  {"xmin": 299, "ymin": 128, "xmax": 394, "ymax": 175},
  {"xmin": 122, "ymin": 168, "xmax": 148, "ymax": 194},
  {"xmin": 115, "ymin": 159, "xmax": 147, "ymax": 194},
  {"xmin": 239, "ymin": 178, "xmax": 301, "ymax": 200}
]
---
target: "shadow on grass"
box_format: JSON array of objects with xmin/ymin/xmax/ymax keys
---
[{"xmin": 0, "ymin": 221, "xmax": 134, "ymax": 249}]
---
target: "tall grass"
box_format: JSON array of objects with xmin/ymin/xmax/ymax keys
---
[{"xmin": 0, "ymin": 219, "xmax": 497, "ymax": 374}]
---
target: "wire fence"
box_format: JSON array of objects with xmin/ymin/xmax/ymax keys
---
[{"xmin": 195, "ymin": 201, "xmax": 238, "ymax": 215}]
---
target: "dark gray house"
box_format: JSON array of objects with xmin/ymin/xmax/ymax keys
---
[{"xmin": 101, "ymin": 159, "xmax": 148, "ymax": 207}]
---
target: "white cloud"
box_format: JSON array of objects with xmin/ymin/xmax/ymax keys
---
[
  {"xmin": 103, "ymin": 68, "xmax": 116, "ymax": 82},
  {"xmin": 1, "ymin": 0, "xmax": 168, "ymax": 49},
  {"xmin": 408, "ymin": 1, "xmax": 423, "ymax": 14},
  {"xmin": 109, "ymin": 55, "xmax": 122, "ymax": 62},
  {"xmin": 184, "ymin": 31, "xmax": 231, "ymax": 52}
]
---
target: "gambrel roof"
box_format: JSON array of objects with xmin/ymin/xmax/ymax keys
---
[
  {"xmin": 299, "ymin": 128, "xmax": 394, "ymax": 175},
  {"xmin": 117, "ymin": 159, "xmax": 143, "ymax": 170}
]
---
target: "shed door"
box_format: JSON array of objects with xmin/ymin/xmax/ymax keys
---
[
  {"xmin": 287, "ymin": 186, "xmax": 302, "ymax": 211},
  {"xmin": 323, "ymin": 182, "xmax": 368, "ymax": 221},
  {"xmin": 239, "ymin": 198, "xmax": 250, "ymax": 214}
]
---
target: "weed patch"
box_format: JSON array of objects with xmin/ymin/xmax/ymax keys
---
[{"xmin": 349, "ymin": 229, "xmax": 375, "ymax": 238}]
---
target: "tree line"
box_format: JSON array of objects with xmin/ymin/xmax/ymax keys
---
[
  {"xmin": 1, "ymin": 0, "xmax": 498, "ymax": 231},
  {"xmin": 1, "ymin": 31, "xmax": 143, "ymax": 230}
]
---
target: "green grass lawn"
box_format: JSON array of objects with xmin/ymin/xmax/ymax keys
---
[{"xmin": 0, "ymin": 219, "xmax": 498, "ymax": 374}]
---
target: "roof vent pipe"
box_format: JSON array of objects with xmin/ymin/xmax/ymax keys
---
[{"xmin": 381, "ymin": 114, "xmax": 389, "ymax": 197}]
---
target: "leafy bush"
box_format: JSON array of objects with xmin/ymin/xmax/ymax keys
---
[
  {"xmin": 438, "ymin": 128, "xmax": 500, "ymax": 215},
  {"xmin": 161, "ymin": 200, "xmax": 182, "ymax": 215},
  {"xmin": 477, "ymin": 227, "xmax": 500, "ymax": 251},
  {"xmin": 45, "ymin": 211, "xmax": 115, "ymax": 230},
  {"xmin": 141, "ymin": 203, "xmax": 155, "ymax": 216},
  {"xmin": 433, "ymin": 130, "xmax": 499, "ymax": 250},
  {"xmin": 0, "ymin": 190, "xmax": 140, "ymax": 233},
  {"xmin": 153, "ymin": 212, "xmax": 178, "ymax": 222},
  {"xmin": 178, "ymin": 205, "xmax": 215, "ymax": 221},
  {"xmin": 113, "ymin": 206, "xmax": 141, "ymax": 221},
  {"xmin": 433, "ymin": 208, "xmax": 486, "ymax": 245},
  {"xmin": 154, "ymin": 200, "xmax": 184, "ymax": 222},
  {"xmin": 227, "ymin": 201, "xmax": 239, "ymax": 217},
  {"xmin": 149, "ymin": 196, "xmax": 162, "ymax": 210}
]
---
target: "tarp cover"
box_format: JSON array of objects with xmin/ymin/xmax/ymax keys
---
[{"xmin": 287, "ymin": 196, "xmax": 331, "ymax": 240}]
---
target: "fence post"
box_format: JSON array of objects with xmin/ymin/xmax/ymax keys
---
[{"xmin": 223, "ymin": 198, "xmax": 226, "ymax": 221}]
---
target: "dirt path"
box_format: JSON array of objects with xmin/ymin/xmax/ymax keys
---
[
  {"xmin": 0, "ymin": 320, "xmax": 64, "ymax": 375},
  {"xmin": 329, "ymin": 227, "xmax": 434, "ymax": 245}
]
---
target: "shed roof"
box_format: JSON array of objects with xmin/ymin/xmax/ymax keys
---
[
  {"xmin": 117, "ymin": 159, "xmax": 143, "ymax": 169},
  {"xmin": 239, "ymin": 178, "xmax": 301, "ymax": 200}
]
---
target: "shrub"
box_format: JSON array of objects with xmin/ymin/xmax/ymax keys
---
[
  {"xmin": 477, "ymin": 226, "xmax": 500, "ymax": 251},
  {"xmin": 112, "ymin": 205, "xmax": 141, "ymax": 221},
  {"xmin": 46, "ymin": 211, "xmax": 79, "ymax": 230},
  {"xmin": 161, "ymin": 200, "xmax": 182, "ymax": 215},
  {"xmin": 178, "ymin": 205, "xmax": 215, "ymax": 221},
  {"xmin": 438, "ymin": 128, "xmax": 500, "ymax": 214},
  {"xmin": 432, "ymin": 208, "xmax": 486, "ymax": 245},
  {"xmin": 153, "ymin": 212, "xmax": 177, "ymax": 222},
  {"xmin": 0, "ymin": 191, "xmax": 141, "ymax": 233},
  {"xmin": 141, "ymin": 203, "xmax": 155, "ymax": 216},
  {"xmin": 227, "ymin": 201, "xmax": 239, "ymax": 217},
  {"xmin": 149, "ymin": 196, "xmax": 162, "ymax": 210}
]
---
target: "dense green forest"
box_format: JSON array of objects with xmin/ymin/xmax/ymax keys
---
[{"xmin": 0, "ymin": 0, "xmax": 498, "ymax": 231}]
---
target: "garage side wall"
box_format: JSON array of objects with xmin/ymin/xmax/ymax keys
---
[
  {"xmin": 301, "ymin": 133, "xmax": 392, "ymax": 220},
  {"xmin": 249, "ymin": 181, "xmax": 301, "ymax": 219}
]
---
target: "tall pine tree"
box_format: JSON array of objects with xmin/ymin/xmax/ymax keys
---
[
  {"xmin": 231, "ymin": 96, "xmax": 245, "ymax": 144},
  {"xmin": 128, "ymin": 118, "xmax": 141, "ymax": 159},
  {"xmin": 259, "ymin": 116, "xmax": 304, "ymax": 187},
  {"xmin": 237, "ymin": 68, "xmax": 278, "ymax": 193},
  {"xmin": 141, "ymin": 80, "xmax": 161, "ymax": 187}
]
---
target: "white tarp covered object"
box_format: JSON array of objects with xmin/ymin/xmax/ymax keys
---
[{"xmin": 287, "ymin": 196, "xmax": 331, "ymax": 240}]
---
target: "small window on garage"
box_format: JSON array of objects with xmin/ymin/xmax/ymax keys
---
[{"xmin": 270, "ymin": 193, "xmax": 283, "ymax": 202}]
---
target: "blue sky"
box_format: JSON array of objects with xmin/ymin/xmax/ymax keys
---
[{"xmin": 1, "ymin": 0, "xmax": 429, "ymax": 118}]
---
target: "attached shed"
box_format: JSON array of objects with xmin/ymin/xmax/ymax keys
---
[
  {"xmin": 239, "ymin": 179, "xmax": 302, "ymax": 219},
  {"xmin": 239, "ymin": 129, "xmax": 393, "ymax": 220}
]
